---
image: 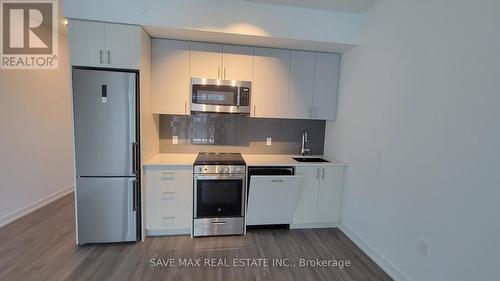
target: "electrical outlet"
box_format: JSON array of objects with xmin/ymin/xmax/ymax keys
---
[
  {"xmin": 172, "ymin": 136, "xmax": 178, "ymax": 145},
  {"xmin": 418, "ymin": 240, "xmax": 430, "ymax": 257},
  {"xmin": 266, "ymin": 138, "xmax": 272, "ymax": 146}
]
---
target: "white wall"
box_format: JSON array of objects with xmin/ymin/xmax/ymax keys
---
[
  {"xmin": 325, "ymin": 0, "xmax": 500, "ymax": 280},
  {"xmin": 0, "ymin": 2, "xmax": 74, "ymax": 226},
  {"xmin": 63, "ymin": 0, "xmax": 364, "ymax": 48}
]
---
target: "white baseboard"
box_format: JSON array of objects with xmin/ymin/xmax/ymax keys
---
[
  {"xmin": 290, "ymin": 222, "xmax": 339, "ymax": 229},
  {"xmin": 0, "ymin": 185, "xmax": 75, "ymax": 228},
  {"xmin": 339, "ymin": 224, "xmax": 411, "ymax": 281}
]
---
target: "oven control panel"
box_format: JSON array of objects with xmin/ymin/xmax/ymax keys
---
[{"xmin": 194, "ymin": 165, "xmax": 246, "ymax": 174}]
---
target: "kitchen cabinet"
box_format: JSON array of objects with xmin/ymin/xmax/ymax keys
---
[
  {"xmin": 68, "ymin": 20, "xmax": 140, "ymax": 69},
  {"xmin": 190, "ymin": 42, "xmax": 223, "ymax": 79},
  {"xmin": 190, "ymin": 43, "xmax": 253, "ymax": 81},
  {"xmin": 152, "ymin": 39, "xmax": 191, "ymax": 115},
  {"xmin": 145, "ymin": 166, "xmax": 193, "ymax": 235},
  {"xmin": 252, "ymin": 47, "xmax": 291, "ymax": 118},
  {"xmin": 222, "ymin": 45, "xmax": 254, "ymax": 81},
  {"xmin": 288, "ymin": 50, "xmax": 316, "ymax": 119},
  {"xmin": 312, "ymin": 53, "xmax": 340, "ymax": 120},
  {"xmin": 287, "ymin": 52, "xmax": 340, "ymax": 120},
  {"xmin": 292, "ymin": 165, "xmax": 344, "ymax": 227},
  {"xmin": 317, "ymin": 166, "xmax": 343, "ymax": 223},
  {"xmin": 291, "ymin": 166, "xmax": 319, "ymax": 224}
]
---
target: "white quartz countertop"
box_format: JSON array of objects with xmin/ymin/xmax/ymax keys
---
[
  {"xmin": 242, "ymin": 154, "xmax": 347, "ymax": 166},
  {"xmin": 144, "ymin": 154, "xmax": 198, "ymax": 166},
  {"xmin": 144, "ymin": 153, "xmax": 346, "ymax": 167}
]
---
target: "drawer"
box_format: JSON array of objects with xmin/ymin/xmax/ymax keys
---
[
  {"xmin": 146, "ymin": 178, "xmax": 192, "ymax": 205},
  {"xmin": 146, "ymin": 204, "xmax": 192, "ymax": 231},
  {"xmin": 145, "ymin": 167, "xmax": 192, "ymax": 181}
]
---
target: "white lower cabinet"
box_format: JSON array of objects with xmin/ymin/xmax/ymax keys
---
[
  {"xmin": 292, "ymin": 165, "xmax": 344, "ymax": 228},
  {"xmin": 145, "ymin": 166, "xmax": 193, "ymax": 235}
]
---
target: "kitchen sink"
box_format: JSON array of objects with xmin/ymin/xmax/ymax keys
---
[{"xmin": 292, "ymin": 157, "xmax": 330, "ymax": 163}]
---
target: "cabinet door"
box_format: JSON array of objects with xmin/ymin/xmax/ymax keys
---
[
  {"xmin": 105, "ymin": 23, "xmax": 141, "ymax": 69},
  {"xmin": 68, "ymin": 20, "xmax": 106, "ymax": 67},
  {"xmin": 252, "ymin": 47, "xmax": 291, "ymax": 118},
  {"xmin": 288, "ymin": 50, "xmax": 315, "ymax": 119},
  {"xmin": 292, "ymin": 166, "xmax": 319, "ymax": 224},
  {"xmin": 313, "ymin": 53, "xmax": 340, "ymax": 120},
  {"xmin": 317, "ymin": 166, "xmax": 344, "ymax": 224},
  {"xmin": 190, "ymin": 42, "xmax": 223, "ymax": 79},
  {"xmin": 152, "ymin": 39, "xmax": 191, "ymax": 114},
  {"xmin": 222, "ymin": 45, "xmax": 254, "ymax": 81}
]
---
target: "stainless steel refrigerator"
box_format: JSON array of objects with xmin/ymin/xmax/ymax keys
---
[{"xmin": 72, "ymin": 68, "xmax": 140, "ymax": 245}]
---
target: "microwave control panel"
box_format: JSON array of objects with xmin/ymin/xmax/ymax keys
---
[{"xmin": 239, "ymin": 87, "xmax": 250, "ymax": 106}]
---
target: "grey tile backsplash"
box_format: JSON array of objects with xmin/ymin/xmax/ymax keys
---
[{"xmin": 159, "ymin": 113, "xmax": 325, "ymax": 155}]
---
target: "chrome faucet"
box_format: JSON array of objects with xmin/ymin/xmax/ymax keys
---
[{"xmin": 301, "ymin": 130, "xmax": 311, "ymax": 156}]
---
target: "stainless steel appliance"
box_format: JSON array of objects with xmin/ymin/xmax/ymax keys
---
[
  {"xmin": 191, "ymin": 78, "xmax": 251, "ymax": 114},
  {"xmin": 72, "ymin": 68, "xmax": 140, "ymax": 245},
  {"xmin": 193, "ymin": 153, "xmax": 246, "ymax": 237}
]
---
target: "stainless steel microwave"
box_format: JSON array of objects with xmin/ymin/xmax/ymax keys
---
[{"xmin": 191, "ymin": 78, "xmax": 251, "ymax": 114}]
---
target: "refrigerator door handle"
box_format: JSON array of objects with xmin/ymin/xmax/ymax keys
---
[
  {"xmin": 132, "ymin": 142, "xmax": 138, "ymax": 174},
  {"xmin": 132, "ymin": 179, "xmax": 138, "ymax": 211}
]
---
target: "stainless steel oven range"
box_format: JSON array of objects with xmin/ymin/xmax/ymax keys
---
[{"xmin": 193, "ymin": 153, "xmax": 246, "ymax": 237}]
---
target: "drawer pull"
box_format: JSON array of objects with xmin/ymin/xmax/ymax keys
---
[
  {"xmin": 212, "ymin": 221, "xmax": 226, "ymax": 226},
  {"xmin": 162, "ymin": 216, "xmax": 175, "ymax": 220},
  {"xmin": 271, "ymin": 179, "xmax": 284, "ymax": 183},
  {"xmin": 160, "ymin": 176, "xmax": 175, "ymax": 180},
  {"xmin": 161, "ymin": 191, "xmax": 176, "ymax": 195}
]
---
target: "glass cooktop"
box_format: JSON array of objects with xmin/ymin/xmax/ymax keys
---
[{"xmin": 194, "ymin": 152, "xmax": 246, "ymax": 165}]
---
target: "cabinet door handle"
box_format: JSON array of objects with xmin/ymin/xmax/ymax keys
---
[
  {"xmin": 184, "ymin": 101, "xmax": 187, "ymax": 114},
  {"xmin": 316, "ymin": 168, "xmax": 320, "ymax": 179},
  {"xmin": 322, "ymin": 168, "xmax": 325, "ymax": 179},
  {"xmin": 99, "ymin": 50, "xmax": 104, "ymax": 64},
  {"xmin": 107, "ymin": 50, "xmax": 111, "ymax": 64},
  {"xmin": 224, "ymin": 67, "xmax": 226, "ymax": 79},
  {"xmin": 218, "ymin": 66, "xmax": 220, "ymax": 79}
]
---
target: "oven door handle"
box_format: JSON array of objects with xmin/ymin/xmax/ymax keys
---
[{"xmin": 194, "ymin": 175, "xmax": 245, "ymax": 180}]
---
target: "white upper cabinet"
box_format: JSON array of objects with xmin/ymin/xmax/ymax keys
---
[
  {"xmin": 312, "ymin": 53, "xmax": 340, "ymax": 120},
  {"xmin": 222, "ymin": 45, "xmax": 254, "ymax": 81},
  {"xmin": 68, "ymin": 20, "xmax": 140, "ymax": 69},
  {"xmin": 152, "ymin": 39, "xmax": 191, "ymax": 115},
  {"xmin": 189, "ymin": 42, "xmax": 223, "ymax": 79},
  {"xmin": 68, "ymin": 20, "xmax": 106, "ymax": 68},
  {"xmin": 288, "ymin": 50, "xmax": 316, "ymax": 119},
  {"xmin": 105, "ymin": 23, "xmax": 140, "ymax": 69},
  {"xmin": 252, "ymin": 47, "xmax": 291, "ymax": 118},
  {"xmin": 190, "ymin": 43, "xmax": 254, "ymax": 81}
]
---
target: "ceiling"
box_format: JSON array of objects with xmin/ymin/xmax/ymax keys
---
[{"xmin": 245, "ymin": 0, "xmax": 378, "ymax": 13}]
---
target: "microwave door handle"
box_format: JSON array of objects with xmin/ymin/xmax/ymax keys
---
[{"xmin": 237, "ymin": 88, "xmax": 241, "ymax": 107}]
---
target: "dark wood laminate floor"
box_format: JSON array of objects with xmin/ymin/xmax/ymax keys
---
[{"xmin": 0, "ymin": 193, "xmax": 392, "ymax": 281}]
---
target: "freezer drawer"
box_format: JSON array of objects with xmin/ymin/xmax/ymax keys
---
[
  {"xmin": 76, "ymin": 177, "xmax": 137, "ymax": 244},
  {"xmin": 246, "ymin": 175, "xmax": 304, "ymax": 225}
]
